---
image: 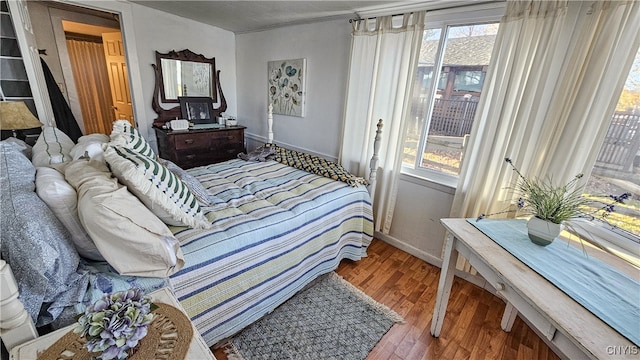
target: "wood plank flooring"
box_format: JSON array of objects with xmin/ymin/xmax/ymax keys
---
[{"xmin": 212, "ymin": 239, "xmax": 560, "ymax": 360}]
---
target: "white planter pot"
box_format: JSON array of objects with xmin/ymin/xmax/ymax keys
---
[{"xmin": 527, "ymin": 217, "xmax": 563, "ymax": 246}]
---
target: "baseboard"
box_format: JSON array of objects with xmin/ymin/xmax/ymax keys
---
[
  {"xmin": 375, "ymin": 231, "xmax": 443, "ymax": 267},
  {"xmin": 374, "ymin": 231, "xmax": 492, "ymax": 292}
]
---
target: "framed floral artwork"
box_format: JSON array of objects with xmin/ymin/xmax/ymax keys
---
[{"xmin": 268, "ymin": 58, "xmax": 306, "ymax": 117}]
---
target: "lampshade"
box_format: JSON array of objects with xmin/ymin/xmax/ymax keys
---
[{"xmin": 0, "ymin": 101, "xmax": 43, "ymax": 130}]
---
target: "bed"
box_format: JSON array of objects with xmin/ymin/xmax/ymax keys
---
[{"xmin": 0, "ymin": 113, "xmax": 383, "ymax": 351}]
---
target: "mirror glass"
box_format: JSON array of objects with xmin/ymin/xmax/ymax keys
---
[{"xmin": 161, "ymin": 58, "xmax": 213, "ymax": 101}]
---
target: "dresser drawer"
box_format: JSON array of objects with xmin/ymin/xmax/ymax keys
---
[
  {"xmin": 208, "ymin": 129, "xmax": 243, "ymax": 143},
  {"xmin": 177, "ymin": 148, "xmax": 242, "ymax": 168},
  {"xmin": 173, "ymin": 133, "xmax": 211, "ymax": 150},
  {"xmin": 174, "ymin": 151, "xmax": 213, "ymax": 168},
  {"xmin": 215, "ymin": 144, "xmax": 245, "ymax": 157}
]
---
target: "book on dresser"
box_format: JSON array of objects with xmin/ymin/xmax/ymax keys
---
[{"xmin": 154, "ymin": 125, "xmax": 246, "ymax": 169}]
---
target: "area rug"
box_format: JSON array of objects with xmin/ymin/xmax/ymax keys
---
[{"xmin": 224, "ymin": 272, "xmax": 404, "ymax": 360}]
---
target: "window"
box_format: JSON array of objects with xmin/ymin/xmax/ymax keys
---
[
  {"xmin": 581, "ymin": 48, "xmax": 640, "ymax": 243},
  {"xmin": 453, "ymin": 70, "xmax": 485, "ymax": 92},
  {"xmin": 403, "ymin": 21, "xmax": 500, "ymax": 184}
]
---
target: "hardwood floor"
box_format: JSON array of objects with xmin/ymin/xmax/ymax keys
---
[{"xmin": 212, "ymin": 239, "xmax": 560, "ymax": 360}]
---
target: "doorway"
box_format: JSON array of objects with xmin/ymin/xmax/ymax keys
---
[
  {"xmin": 27, "ymin": 1, "xmax": 134, "ymax": 135},
  {"xmin": 63, "ymin": 21, "xmax": 133, "ymax": 134}
]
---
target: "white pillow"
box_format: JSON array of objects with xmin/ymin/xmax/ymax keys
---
[
  {"xmin": 32, "ymin": 127, "xmax": 74, "ymax": 167},
  {"xmin": 64, "ymin": 159, "xmax": 184, "ymax": 278},
  {"xmin": 35, "ymin": 167, "xmax": 104, "ymax": 261},
  {"xmin": 104, "ymin": 145, "xmax": 210, "ymax": 229},
  {"xmin": 78, "ymin": 133, "xmax": 110, "ymax": 144},
  {"xmin": 70, "ymin": 134, "xmax": 109, "ymax": 163}
]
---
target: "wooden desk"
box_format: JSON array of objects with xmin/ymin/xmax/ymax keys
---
[
  {"xmin": 10, "ymin": 288, "xmax": 216, "ymax": 359},
  {"xmin": 431, "ymin": 218, "xmax": 637, "ymax": 360}
]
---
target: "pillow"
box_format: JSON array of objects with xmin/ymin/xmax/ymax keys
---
[
  {"xmin": 2, "ymin": 136, "xmax": 32, "ymax": 159},
  {"xmin": 109, "ymin": 119, "xmax": 155, "ymax": 158},
  {"xmin": 69, "ymin": 133, "xmax": 110, "ymax": 163},
  {"xmin": 64, "ymin": 159, "xmax": 185, "ymax": 277},
  {"xmin": 104, "ymin": 145, "xmax": 209, "ymax": 229},
  {"xmin": 158, "ymin": 158, "xmax": 211, "ymax": 206},
  {"xmin": 35, "ymin": 166, "xmax": 104, "ymax": 261},
  {"xmin": 78, "ymin": 133, "xmax": 110, "ymax": 143},
  {"xmin": 32, "ymin": 126, "xmax": 75, "ymax": 167},
  {"xmin": 0, "ymin": 139, "xmax": 89, "ymax": 326}
]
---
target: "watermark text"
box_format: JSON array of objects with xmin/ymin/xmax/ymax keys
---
[{"xmin": 606, "ymin": 345, "xmax": 638, "ymax": 356}]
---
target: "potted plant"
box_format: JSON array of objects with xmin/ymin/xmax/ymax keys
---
[
  {"xmin": 477, "ymin": 158, "xmax": 631, "ymax": 246},
  {"xmin": 74, "ymin": 288, "xmax": 155, "ymax": 360}
]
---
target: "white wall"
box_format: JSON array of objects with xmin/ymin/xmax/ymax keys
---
[
  {"xmin": 236, "ymin": 20, "xmax": 351, "ymax": 160},
  {"xmin": 383, "ymin": 176, "xmax": 455, "ymax": 265},
  {"xmin": 236, "ymin": 18, "xmax": 454, "ymax": 264}
]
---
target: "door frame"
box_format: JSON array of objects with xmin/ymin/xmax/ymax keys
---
[
  {"xmin": 31, "ymin": 0, "xmax": 147, "ymax": 139},
  {"xmin": 7, "ymin": 0, "xmax": 54, "ymax": 125}
]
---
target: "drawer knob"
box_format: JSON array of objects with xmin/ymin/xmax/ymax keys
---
[
  {"xmin": 184, "ymin": 139, "xmax": 195, "ymax": 144},
  {"xmin": 226, "ymin": 136, "xmax": 234, "ymax": 140},
  {"xmin": 495, "ymin": 282, "xmax": 505, "ymax": 292},
  {"xmin": 185, "ymin": 154, "xmax": 196, "ymax": 160}
]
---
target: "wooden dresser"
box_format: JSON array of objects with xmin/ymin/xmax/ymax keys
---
[{"xmin": 154, "ymin": 126, "xmax": 246, "ymax": 169}]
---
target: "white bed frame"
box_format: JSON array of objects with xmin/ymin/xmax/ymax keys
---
[{"xmin": 0, "ymin": 108, "xmax": 384, "ymax": 352}]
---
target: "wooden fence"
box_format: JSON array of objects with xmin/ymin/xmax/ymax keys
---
[
  {"xmin": 595, "ymin": 111, "xmax": 640, "ymax": 173},
  {"xmin": 428, "ymin": 98, "xmax": 478, "ymax": 136},
  {"xmin": 417, "ymin": 99, "xmax": 639, "ymax": 174}
]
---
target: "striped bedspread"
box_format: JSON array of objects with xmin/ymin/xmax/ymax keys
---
[{"xmin": 168, "ymin": 159, "xmax": 374, "ymax": 346}]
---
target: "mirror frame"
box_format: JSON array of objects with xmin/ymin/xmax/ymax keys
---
[
  {"xmin": 152, "ymin": 49, "xmax": 227, "ymax": 124},
  {"xmin": 157, "ymin": 50, "xmax": 216, "ymax": 103}
]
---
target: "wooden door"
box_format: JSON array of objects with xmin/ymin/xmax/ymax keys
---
[{"xmin": 101, "ymin": 32, "xmax": 134, "ymax": 124}]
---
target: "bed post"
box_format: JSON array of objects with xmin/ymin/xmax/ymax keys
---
[
  {"xmin": 367, "ymin": 119, "xmax": 383, "ymax": 201},
  {"xmin": 267, "ymin": 104, "xmax": 274, "ymax": 144},
  {"xmin": 0, "ymin": 260, "xmax": 38, "ymax": 350}
]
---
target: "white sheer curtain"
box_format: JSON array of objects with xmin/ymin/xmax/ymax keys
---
[
  {"xmin": 340, "ymin": 12, "xmax": 424, "ymax": 234},
  {"xmin": 450, "ymin": 0, "xmax": 640, "ymax": 270}
]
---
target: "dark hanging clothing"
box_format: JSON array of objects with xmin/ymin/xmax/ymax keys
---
[{"xmin": 40, "ymin": 58, "xmax": 83, "ymax": 142}]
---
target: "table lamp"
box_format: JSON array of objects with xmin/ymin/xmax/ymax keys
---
[{"xmin": 0, "ymin": 101, "xmax": 43, "ymax": 139}]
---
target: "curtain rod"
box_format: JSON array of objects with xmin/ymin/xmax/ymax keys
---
[
  {"xmin": 349, "ymin": 12, "xmax": 413, "ymax": 23},
  {"xmin": 350, "ymin": 0, "xmax": 502, "ymax": 23}
]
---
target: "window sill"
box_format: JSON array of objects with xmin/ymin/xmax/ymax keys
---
[
  {"xmin": 399, "ymin": 170, "xmax": 456, "ymax": 195},
  {"xmin": 564, "ymin": 219, "xmax": 640, "ymax": 268}
]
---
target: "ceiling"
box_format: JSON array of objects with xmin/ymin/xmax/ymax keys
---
[{"xmin": 128, "ymin": 1, "xmax": 471, "ymax": 34}]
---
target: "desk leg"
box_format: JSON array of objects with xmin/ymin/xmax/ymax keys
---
[
  {"xmin": 430, "ymin": 233, "xmax": 458, "ymax": 337},
  {"xmin": 500, "ymin": 301, "xmax": 518, "ymax": 332}
]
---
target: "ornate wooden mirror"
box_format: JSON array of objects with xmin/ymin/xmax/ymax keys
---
[{"xmin": 152, "ymin": 49, "xmax": 226, "ymax": 124}]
